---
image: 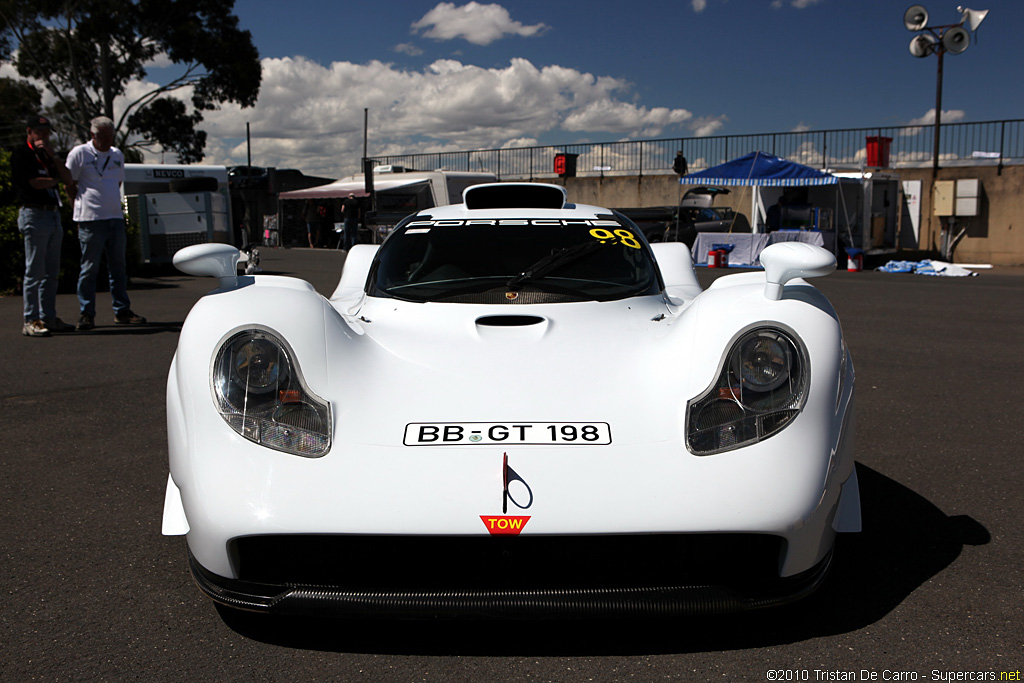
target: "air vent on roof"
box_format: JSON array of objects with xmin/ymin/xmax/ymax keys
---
[{"xmin": 464, "ymin": 183, "xmax": 567, "ymax": 210}]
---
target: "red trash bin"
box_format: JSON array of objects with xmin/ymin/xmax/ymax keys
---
[{"xmin": 866, "ymin": 136, "xmax": 892, "ymax": 167}]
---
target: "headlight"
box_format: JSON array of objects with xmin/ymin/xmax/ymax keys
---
[
  {"xmin": 212, "ymin": 328, "xmax": 331, "ymax": 457},
  {"xmin": 686, "ymin": 327, "xmax": 807, "ymax": 456}
]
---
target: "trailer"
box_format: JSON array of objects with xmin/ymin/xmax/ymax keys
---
[{"xmin": 124, "ymin": 164, "xmax": 233, "ymax": 263}]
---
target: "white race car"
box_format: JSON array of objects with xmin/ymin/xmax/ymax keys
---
[{"xmin": 163, "ymin": 182, "xmax": 859, "ymax": 618}]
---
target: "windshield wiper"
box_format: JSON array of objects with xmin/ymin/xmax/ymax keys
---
[{"xmin": 505, "ymin": 240, "xmax": 606, "ymax": 289}]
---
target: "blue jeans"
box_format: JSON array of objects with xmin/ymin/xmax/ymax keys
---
[
  {"xmin": 77, "ymin": 218, "xmax": 131, "ymax": 318},
  {"xmin": 19, "ymin": 207, "xmax": 63, "ymax": 323}
]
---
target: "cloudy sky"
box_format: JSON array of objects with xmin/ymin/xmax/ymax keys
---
[{"xmin": 61, "ymin": 0, "xmax": 1024, "ymax": 176}]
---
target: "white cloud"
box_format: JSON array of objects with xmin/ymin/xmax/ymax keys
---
[
  {"xmin": 689, "ymin": 115, "xmax": 727, "ymax": 137},
  {"xmin": 563, "ymin": 100, "xmax": 693, "ymax": 137},
  {"xmin": 394, "ymin": 43, "xmax": 424, "ymax": 56},
  {"xmin": 772, "ymin": 0, "xmax": 823, "ymax": 8},
  {"xmin": 197, "ymin": 56, "xmax": 711, "ymax": 177},
  {"xmin": 907, "ymin": 108, "xmax": 966, "ymax": 126},
  {"xmin": 411, "ymin": 2, "xmax": 548, "ymax": 46},
  {"xmin": 142, "ymin": 51, "xmax": 175, "ymax": 71},
  {"xmin": 691, "ymin": 0, "xmax": 708, "ymax": 12},
  {"xmin": 899, "ymin": 108, "xmax": 967, "ymax": 137}
]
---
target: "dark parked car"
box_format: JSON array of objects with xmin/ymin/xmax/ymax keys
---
[{"xmin": 617, "ymin": 186, "xmax": 750, "ymax": 247}]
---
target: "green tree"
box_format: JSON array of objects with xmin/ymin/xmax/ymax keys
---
[
  {"xmin": 0, "ymin": 0, "xmax": 260, "ymax": 163},
  {"xmin": 0, "ymin": 76, "xmax": 42, "ymax": 148}
]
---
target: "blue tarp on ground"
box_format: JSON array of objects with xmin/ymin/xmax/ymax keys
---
[
  {"xmin": 679, "ymin": 151, "xmax": 842, "ymax": 187},
  {"xmin": 877, "ymin": 260, "xmax": 979, "ymax": 277}
]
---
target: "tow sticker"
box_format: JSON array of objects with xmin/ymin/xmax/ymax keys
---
[
  {"xmin": 480, "ymin": 515, "xmax": 531, "ymax": 535},
  {"xmin": 481, "ymin": 453, "xmax": 532, "ymax": 535}
]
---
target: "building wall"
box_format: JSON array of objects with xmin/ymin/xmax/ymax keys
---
[
  {"xmin": 562, "ymin": 164, "xmax": 1024, "ymax": 266},
  {"xmin": 897, "ymin": 165, "xmax": 1024, "ymax": 266}
]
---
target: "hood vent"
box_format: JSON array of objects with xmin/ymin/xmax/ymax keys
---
[{"xmin": 475, "ymin": 315, "xmax": 546, "ymax": 327}]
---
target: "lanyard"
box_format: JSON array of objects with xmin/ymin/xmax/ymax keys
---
[{"xmin": 97, "ymin": 152, "xmax": 111, "ymax": 177}]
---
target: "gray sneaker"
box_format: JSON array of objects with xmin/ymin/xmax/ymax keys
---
[{"xmin": 23, "ymin": 320, "xmax": 51, "ymax": 337}]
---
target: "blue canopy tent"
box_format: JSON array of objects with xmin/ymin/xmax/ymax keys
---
[
  {"xmin": 680, "ymin": 151, "xmax": 841, "ymax": 188},
  {"xmin": 679, "ymin": 151, "xmax": 856, "ymax": 244}
]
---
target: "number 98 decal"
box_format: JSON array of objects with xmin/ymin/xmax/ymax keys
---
[{"xmin": 589, "ymin": 228, "xmax": 642, "ymax": 249}]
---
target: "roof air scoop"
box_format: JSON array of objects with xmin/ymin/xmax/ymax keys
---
[
  {"xmin": 476, "ymin": 315, "xmax": 546, "ymax": 327},
  {"xmin": 464, "ymin": 183, "xmax": 567, "ymax": 210}
]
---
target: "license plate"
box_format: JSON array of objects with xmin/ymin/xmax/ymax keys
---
[{"xmin": 403, "ymin": 422, "xmax": 612, "ymax": 446}]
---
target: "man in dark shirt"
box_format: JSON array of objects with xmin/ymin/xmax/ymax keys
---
[
  {"xmin": 11, "ymin": 114, "xmax": 76, "ymax": 337},
  {"xmin": 341, "ymin": 193, "xmax": 360, "ymax": 251}
]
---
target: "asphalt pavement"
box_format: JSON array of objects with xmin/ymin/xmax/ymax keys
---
[{"xmin": 2, "ymin": 248, "xmax": 1021, "ymax": 682}]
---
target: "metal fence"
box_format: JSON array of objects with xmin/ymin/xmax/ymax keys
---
[{"xmin": 367, "ymin": 119, "xmax": 1023, "ymax": 179}]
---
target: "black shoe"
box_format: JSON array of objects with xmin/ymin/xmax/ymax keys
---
[
  {"xmin": 76, "ymin": 314, "xmax": 95, "ymax": 331},
  {"xmin": 44, "ymin": 317, "xmax": 75, "ymax": 333},
  {"xmin": 114, "ymin": 310, "xmax": 146, "ymax": 324}
]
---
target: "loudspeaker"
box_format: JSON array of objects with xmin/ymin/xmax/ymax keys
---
[
  {"xmin": 959, "ymin": 7, "xmax": 989, "ymax": 32},
  {"xmin": 942, "ymin": 26, "xmax": 970, "ymax": 54},
  {"xmin": 909, "ymin": 33, "xmax": 937, "ymax": 58},
  {"xmin": 904, "ymin": 4, "xmax": 929, "ymax": 31}
]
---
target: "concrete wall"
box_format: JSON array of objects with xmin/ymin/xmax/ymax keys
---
[{"xmin": 561, "ymin": 164, "xmax": 1024, "ymax": 266}]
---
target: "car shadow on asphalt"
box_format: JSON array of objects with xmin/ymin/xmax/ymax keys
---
[
  {"xmin": 58, "ymin": 322, "xmax": 183, "ymax": 336},
  {"xmin": 216, "ymin": 463, "xmax": 989, "ymax": 655}
]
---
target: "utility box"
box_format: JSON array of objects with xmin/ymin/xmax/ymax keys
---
[
  {"xmin": 956, "ymin": 178, "xmax": 979, "ymax": 216},
  {"xmin": 933, "ymin": 180, "xmax": 955, "ymax": 216}
]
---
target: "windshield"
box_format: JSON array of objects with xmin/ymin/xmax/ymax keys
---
[{"xmin": 369, "ymin": 215, "xmax": 662, "ymax": 304}]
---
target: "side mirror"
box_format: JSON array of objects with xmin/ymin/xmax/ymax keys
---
[
  {"xmin": 759, "ymin": 242, "xmax": 836, "ymax": 301},
  {"xmin": 331, "ymin": 244, "xmax": 380, "ymax": 301},
  {"xmin": 650, "ymin": 242, "xmax": 702, "ymax": 301},
  {"xmin": 173, "ymin": 243, "xmax": 243, "ymax": 289}
]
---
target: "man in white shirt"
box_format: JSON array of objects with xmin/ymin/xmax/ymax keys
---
[{"xmin": 65, "ymin": 116, "xmax": 145, "ymax": 331}]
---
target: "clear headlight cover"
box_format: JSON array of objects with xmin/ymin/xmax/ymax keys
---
[
  {"xmin": 212, "ymin": 328, "xmax": 331, "ymax": 457},
  {"xmin": 686, "ymin": 328, "xmax": 808, "ymax": 456}
]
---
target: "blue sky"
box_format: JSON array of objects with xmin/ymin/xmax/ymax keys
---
[{"xmin": 162, "ymin": 1, "xmax": 1024, "ymax": 175}]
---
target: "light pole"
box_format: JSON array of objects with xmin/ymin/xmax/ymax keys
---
[{"xmin": 903, "ymin": 5, "xmax": 988, "ymax": 171}]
